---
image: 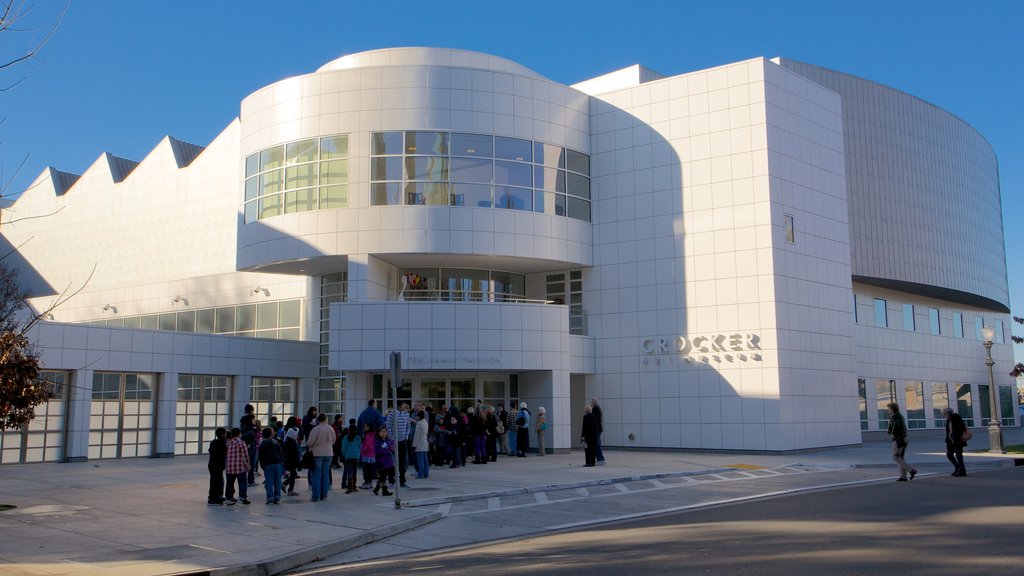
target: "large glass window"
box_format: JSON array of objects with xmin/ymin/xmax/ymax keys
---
[
  {"xmin": 0, "ymin": 371, "xmax": 68, "ymax": 464},
  {"xmin": 89, "ymin": 372, "xmax": 155, "ymax": 459},
  {"xmin": 318, "ymin": 272, "xmax": 347, "ymax": 417},
  {"xmin": 974, "ymin": 316, "xmax": 984, "ymax": 341},
  {"xmin": 953, "ymin": 313, "xmax": 964, "ymax": 338},
  {"xmin": 904, "ymin": 381, "xmax": 925, "ymax": 429},
  {"xmin": 956, "ymin": 383, "xmax": 973, "ymax": 427},
  {"xmin": 876, "ymin": 379, "xmax": 895, "ymax": 431},
  {"xmin": 998, "ymin": 386, "xmax": 1015, "ymax": 426},
  {"xmin": 857, "ymin": 378, "xmax": 867, "ymax": 431},
  {"xmin": 251, "ymin": 378, "xmax": 296, "ymax": 423},
  {"xmin": 902, "ymin": 304, "xmax": 915, "ymax": 332},
  {"xmin": 369, "ymin": 131, "xmax": 591, "ymax": 222},
  {"xmin": 928, "ymin": 308, "xmax": 940, "ymax": 335},
  {"xmin": 874, "ymin": 298, "xmax": 887, "ymax": 328},
  {"xmin": 97, "ymin": 299, "xmax": 303, "ymax": 340},
  {"xmin": 398, "ymin": 268, "xmax": 526, "ymax": 302},
  {"xmin": 931, "ymin": 382, "xmax": 949, "ymax": 428},
  {"xmin": 995, "ymin": 319, "xmax": 1005, "ymax": 344},
  {"xmin": 243, "ymin": 135, "xmax": 350, "ymax": 223},
  {"xmin": 175, "ymin": 375, "xmax": 231, "ymax": 456}
]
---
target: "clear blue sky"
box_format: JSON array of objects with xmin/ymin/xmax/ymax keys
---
[{"xmin": 2, "ymin": 1, "xmax": 1022, "ymax": 347}]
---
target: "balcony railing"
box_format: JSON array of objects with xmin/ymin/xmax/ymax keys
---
[{"xmin": 389, "ymin": 290, "xmax": 588, "ymax": 336}]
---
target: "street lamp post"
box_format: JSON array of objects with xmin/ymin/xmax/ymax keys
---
[{"xmin": 981, "ymin": 325, "xmax": 1005, "ymax": 454}]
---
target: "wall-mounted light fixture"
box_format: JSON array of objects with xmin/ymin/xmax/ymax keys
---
[
  {"xmin": 102, "ymin": 304, "xmax": 117, "ymax": 314},
  {"xmin": 252, "ymin": 286, "xmax": 270, "ymax": 296},
  {"xmin": 172, "ymin": 295, "xmax": 189, "ymax": 306}
]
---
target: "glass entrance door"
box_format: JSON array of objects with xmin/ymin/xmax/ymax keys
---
[{"xmin": 372, "ymin": 374, "xmax": 513, "ymax": 412}]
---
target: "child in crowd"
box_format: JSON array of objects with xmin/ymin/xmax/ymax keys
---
[
  {"xmin": 224, "ymin": 428, "xmax": 251, "ymax": 505},
  {"xmin": 282, "ymin": 424, "xmax": 300, "ymax": 496},
  {"xmin": 446, "ymin": 414, "xmax": 463, "ymax": 469},
  {"xmin": 257, "ymin": 427, "xmax": 283, "ymax": 504},
  {"xmin": 359, "ymin": 422, "xmax": 377, "ymax": 489},
  {"xmin": 340, "ymin": 424, "xmax": 361, "ymax": 493},
  {"xmin": 373, "ymin": 426, "xmax": 395, "ymax": 496}
]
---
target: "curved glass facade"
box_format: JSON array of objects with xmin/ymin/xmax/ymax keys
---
[
  {"xmin": 243, "ymin": 135, "xmax": 349, "ymax": 223},
  {"xmin": 398, "ymin": 267, "xmax": 526, "ymax": 301},
  {"xmin": 371, "ymin": 131, "xmax": 591, "ymax": 222}
]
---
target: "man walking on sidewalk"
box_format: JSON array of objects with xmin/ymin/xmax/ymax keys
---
[{"xmin": 887, "ymin": 402, "xmax": 917, "ymax": 482}]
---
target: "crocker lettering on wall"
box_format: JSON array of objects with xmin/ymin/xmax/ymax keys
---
[{"xmin": 640, "ymin": 334, "xmax": 762, "ymax": 366}]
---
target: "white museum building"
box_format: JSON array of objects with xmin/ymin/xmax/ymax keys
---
[{"xmin": 0, "ymin": 48, "xmax": 1016, "ymax": 464}]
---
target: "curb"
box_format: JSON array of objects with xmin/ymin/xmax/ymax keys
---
[
  {"xmin": 401, "ymin": 468, "xmax": 737, "ymax": 507},
  {"xmin": 174, "ymin": 511, "xmax": 443, "ymax": 576}
]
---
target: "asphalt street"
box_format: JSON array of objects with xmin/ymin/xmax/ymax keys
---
[{"xmin": 294, "ymin": 466, "xmax": 1024, "ymax": 576}]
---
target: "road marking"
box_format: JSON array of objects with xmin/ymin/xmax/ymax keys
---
[
  {"xmin": 545, "ymin": 475, "xmax": 897, "ymax": 531},
  {"xmin": 575, "ymin": 487, "xmax": 590, "ymax": 497},
  {"xmin": 487, "ymin": 497, "xmax": 500, "ymax": 511},
  {"xmin": 614, "ymin": 483, "xmax": 630, "ymax": 493},
  {"xmin": 437, "ymin": 502, "xmax": 452, "ymax": 516},
  {"xmin": 650, "ymin": 479, "xmax": 666, "ymax": 488},
  {"xmin": 535, "ymin": 492, "xmax": 549, "ymax": 504}
]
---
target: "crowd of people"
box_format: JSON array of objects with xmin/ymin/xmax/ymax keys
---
[{"xmin": 206, "ymin": 397, "xmax": 606, "ymax": 506}]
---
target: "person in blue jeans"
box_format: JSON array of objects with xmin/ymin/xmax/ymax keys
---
[
  {"xmin": 412, "ymin": 410, "xmax": 430, "ymax": 478},
  {"xmin": 305, "ymin": 413, "xmax": 337, "ymax": 502},
  {"xmin": 257, "ymin": 427, "xmax": 283, "ymax": 504}
]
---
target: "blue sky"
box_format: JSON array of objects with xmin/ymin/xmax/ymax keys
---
[{"xmin": 2, "ymin": 1, "xmax": 1022, "ymax": 349}]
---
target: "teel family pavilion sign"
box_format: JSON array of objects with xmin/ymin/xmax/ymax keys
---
[{"xmin": 640, "ymin": 333, "xmax": 762, "ymax": 366}]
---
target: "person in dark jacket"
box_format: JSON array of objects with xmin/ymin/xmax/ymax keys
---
[
  {"xmin": 887, "ymin": 402, "xmax": 917, "ymax": 481},
  {"xmin": 581, "ymin": 405, "xmax": 599, "ymax": 467},
  {"xmin": 942, "ymin": 407, "xmax": 968, "ymax": 476},
  {"xmin": 446, "ymin": 414, "xmax": 464, "ymax": 468},
  {"xmin": 282, "ymin": 418, "xmax": 301, "ymax": 496},
  {"xmin": 258, "ymin": 427, "xmax": 284, "ymax": 504},
  {"xmin": 590, "ymin": 397, "xmax": 606, "ymax": 465},
  {"xmin": 207, "ymin": 427, "xmax": 227, "ymax": 505}
]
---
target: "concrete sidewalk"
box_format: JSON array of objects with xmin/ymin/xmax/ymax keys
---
[{"xmin": 1, "ymin": 428, "xmax": 1021, "ymax": 576}]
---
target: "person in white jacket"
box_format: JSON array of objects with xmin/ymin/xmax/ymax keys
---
[{"xmin": 412, "ymin": 410, "xmax": 431, "ymax": 479}]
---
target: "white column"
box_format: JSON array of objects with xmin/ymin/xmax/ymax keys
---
[{"xmin": 64, "ymin": 368, "xmax": 93, "ymax": 462}]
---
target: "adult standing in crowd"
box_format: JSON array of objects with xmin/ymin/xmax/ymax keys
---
[
  {"xmin": 387, "ymin": 402, "xmax": 411, "ymax": 486},
  {"xmin": 591, "ymin": 397, "xmax": 606, "ymax": 465},
  {"xmin": 357, "ymin": 399, "xmax": 384, "ymax": 439},
  {"xmin": 485, "ymin": 405, "xmax": 500, "ymax": 461},
  {"xmin": 305, "ymin": 413, "xmax": 336, "ymax": 502},
  {"xmin": 887, "ymin": 402, "xmax": 917, "ymax": 482},
  {"xmin": 942, "ymin": 407, "xmax": 968, "ymax": 476},
  {"xmin": 516, "ymin": 402, "xmax": 531, "ymax": 457},
  {"xmin": 331, "ymin": 414, "xmax": 345, "ymax": 469},
  {"xmin": 239, "ymin": 404, "xmax": 258, "ymax": 485},
  {"xmin": 206, "ymin": 427, "xmax": 227, "ymax": 505},
  {"xmin": 496, "ymin": 403, "xmax": 511, "ymax": 456},
  {"xmin": 412, "ymin": 410, "xmax": 431, "ymax": 478},
  {"xmin": 535, "ymin": 407, "xmax": 547, "ymax": 456},
  {"xmin": 301, "ymin": 406, "xmax": 319, "ymax": 446},
  {"xmin": 581, "ymin": 404, "xmax": 599, "ymax": 467}
]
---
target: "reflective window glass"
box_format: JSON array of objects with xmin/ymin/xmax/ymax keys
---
[
  {"xmin": 534, "ymin": 166, "xmax": 565, "ymax": 192},
  {"xmin": 196, "ymin": 309, "xmax": 215, "ymax": 333},
  {"xmin": 159, "ymin": 313, "xmax": 176, "ymax": 331},
  {"xmin": 452, "ymin": 183, "xmax": 492, "ymax": 208},
  {"xmin": 929, "ymin": 308, "xmax": 940, "ymax": 335},
  {"xmin": 534, "ymin": 191, "xmax": 565, "ymax": 216},
  {"xmin": 566, "ymin": 149, "xmax": 590, "ymax": 175},
  {"xmin": 215, "ymin": 307, "xmax": 235, "ymax": 333},
  {"xmin": 494, "ymin": 137, "xmax": 532, "ymax": 162},
  {"xmin": 320, "ymin": 159, "xmax": 348, "ymax": 185},
  {"xmin": 953, "ymin": 313, "xmax": 964, "ymax": 338},
  {"xmin": 244, "ymin": 177, "xmax": 260, "ymax": 202},
  {"xmin": 176, "ymin": 311, "xmax": 196, "ymax": 333},
  {"xmin": 534, "ymin": 142, "xmax": 565, "ymax": 168},
  {"xmin": 371, "ymin": 157, "xmax": 403, "ymax": 181},
  {"xmin": 451, "ymin": 133, "xmax": 493, "ymax": 157},
  {"xmin": 494, "ymin": 186, "xmax": 532, "ymax": 211},
  {"xmin": 450, "ymin": 157, "xmax": 493, "ymax": 183},
  {"xmin": 567, "ymin": 196, "xmax": 591, "ymax": 222},
  {"xmin": 257, "ymin": 302, "xmax": 278, "ymax": 330},
  {"xmin": 566, "ymin": 172, "xmax": 590, "ymax": 199},
  {"xmin": 494, "ymin": 161, "xmax": 532, "ymax": 187},
  {"xmin": 405, "ymin": 156, "xmax": 449, "ymax": 181},
  {"xmin": 123, "ymin": 317, "xmax": 142, "ymax": 329},
  {"xmin": 405, "ymin": 182, "xmax": 450, "ymax": 206},
  {"xmin": 903, "ymin": 304, "xmax": 915, "ymax": 331},
  {"xmin": 285, "ymin": 188, "xmax": 316, "ymax": 213},
  {"xmin": 320, "ymin": 135, "xmax": 348, "ymax": 159},
  {"xmin": 286, "ymin": 139, "xmax": 318, "ymax": 165},
  {"xmin": 259, "ymin": 146, "xmax": 284, "ymax": 171},
  {"xmin": 236, "ymin": 305, "xmax": 256, "ymax": 332},
  {"xmin": 372, "ymin": 132, "xmax": 404, "ymax": 155},
  {"xmin": 259, "ymin": 194, "xmax": 282, "ymax": 219},
  {"xmin": 320, "ymin": 185, "xmax": 347, "ymax": 209},
  {"xmin": 245, "ymin": 154, "xmax": 260, "ymax": 177},
  {"xmin": 141, "ymin": 315, "xmax": 158, "ymax": 330},
  {"xmin": 406, "ymin": 131, "xmax": 448, "ymax": 155},
  {"xmin": 371, "ymin": 183, "xmax": 402, "ymax": 206},
  {"xmin": 280, "ymin": 300, "xmax": 301, "ymax": 327},
  {"xmin": 261, "ymin": 170, "xmax": 283, "ymax": 195},
  {"xmin": 285, "ymin": 164, "xmax": 317, "ymax": 190},
  {"xmin": 244, "ymin": 201, "xmax": 258, "ymax": 224},
  {"xmin": 874, "ymin": 298, "xmax": 887, "ymax": 328}
]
